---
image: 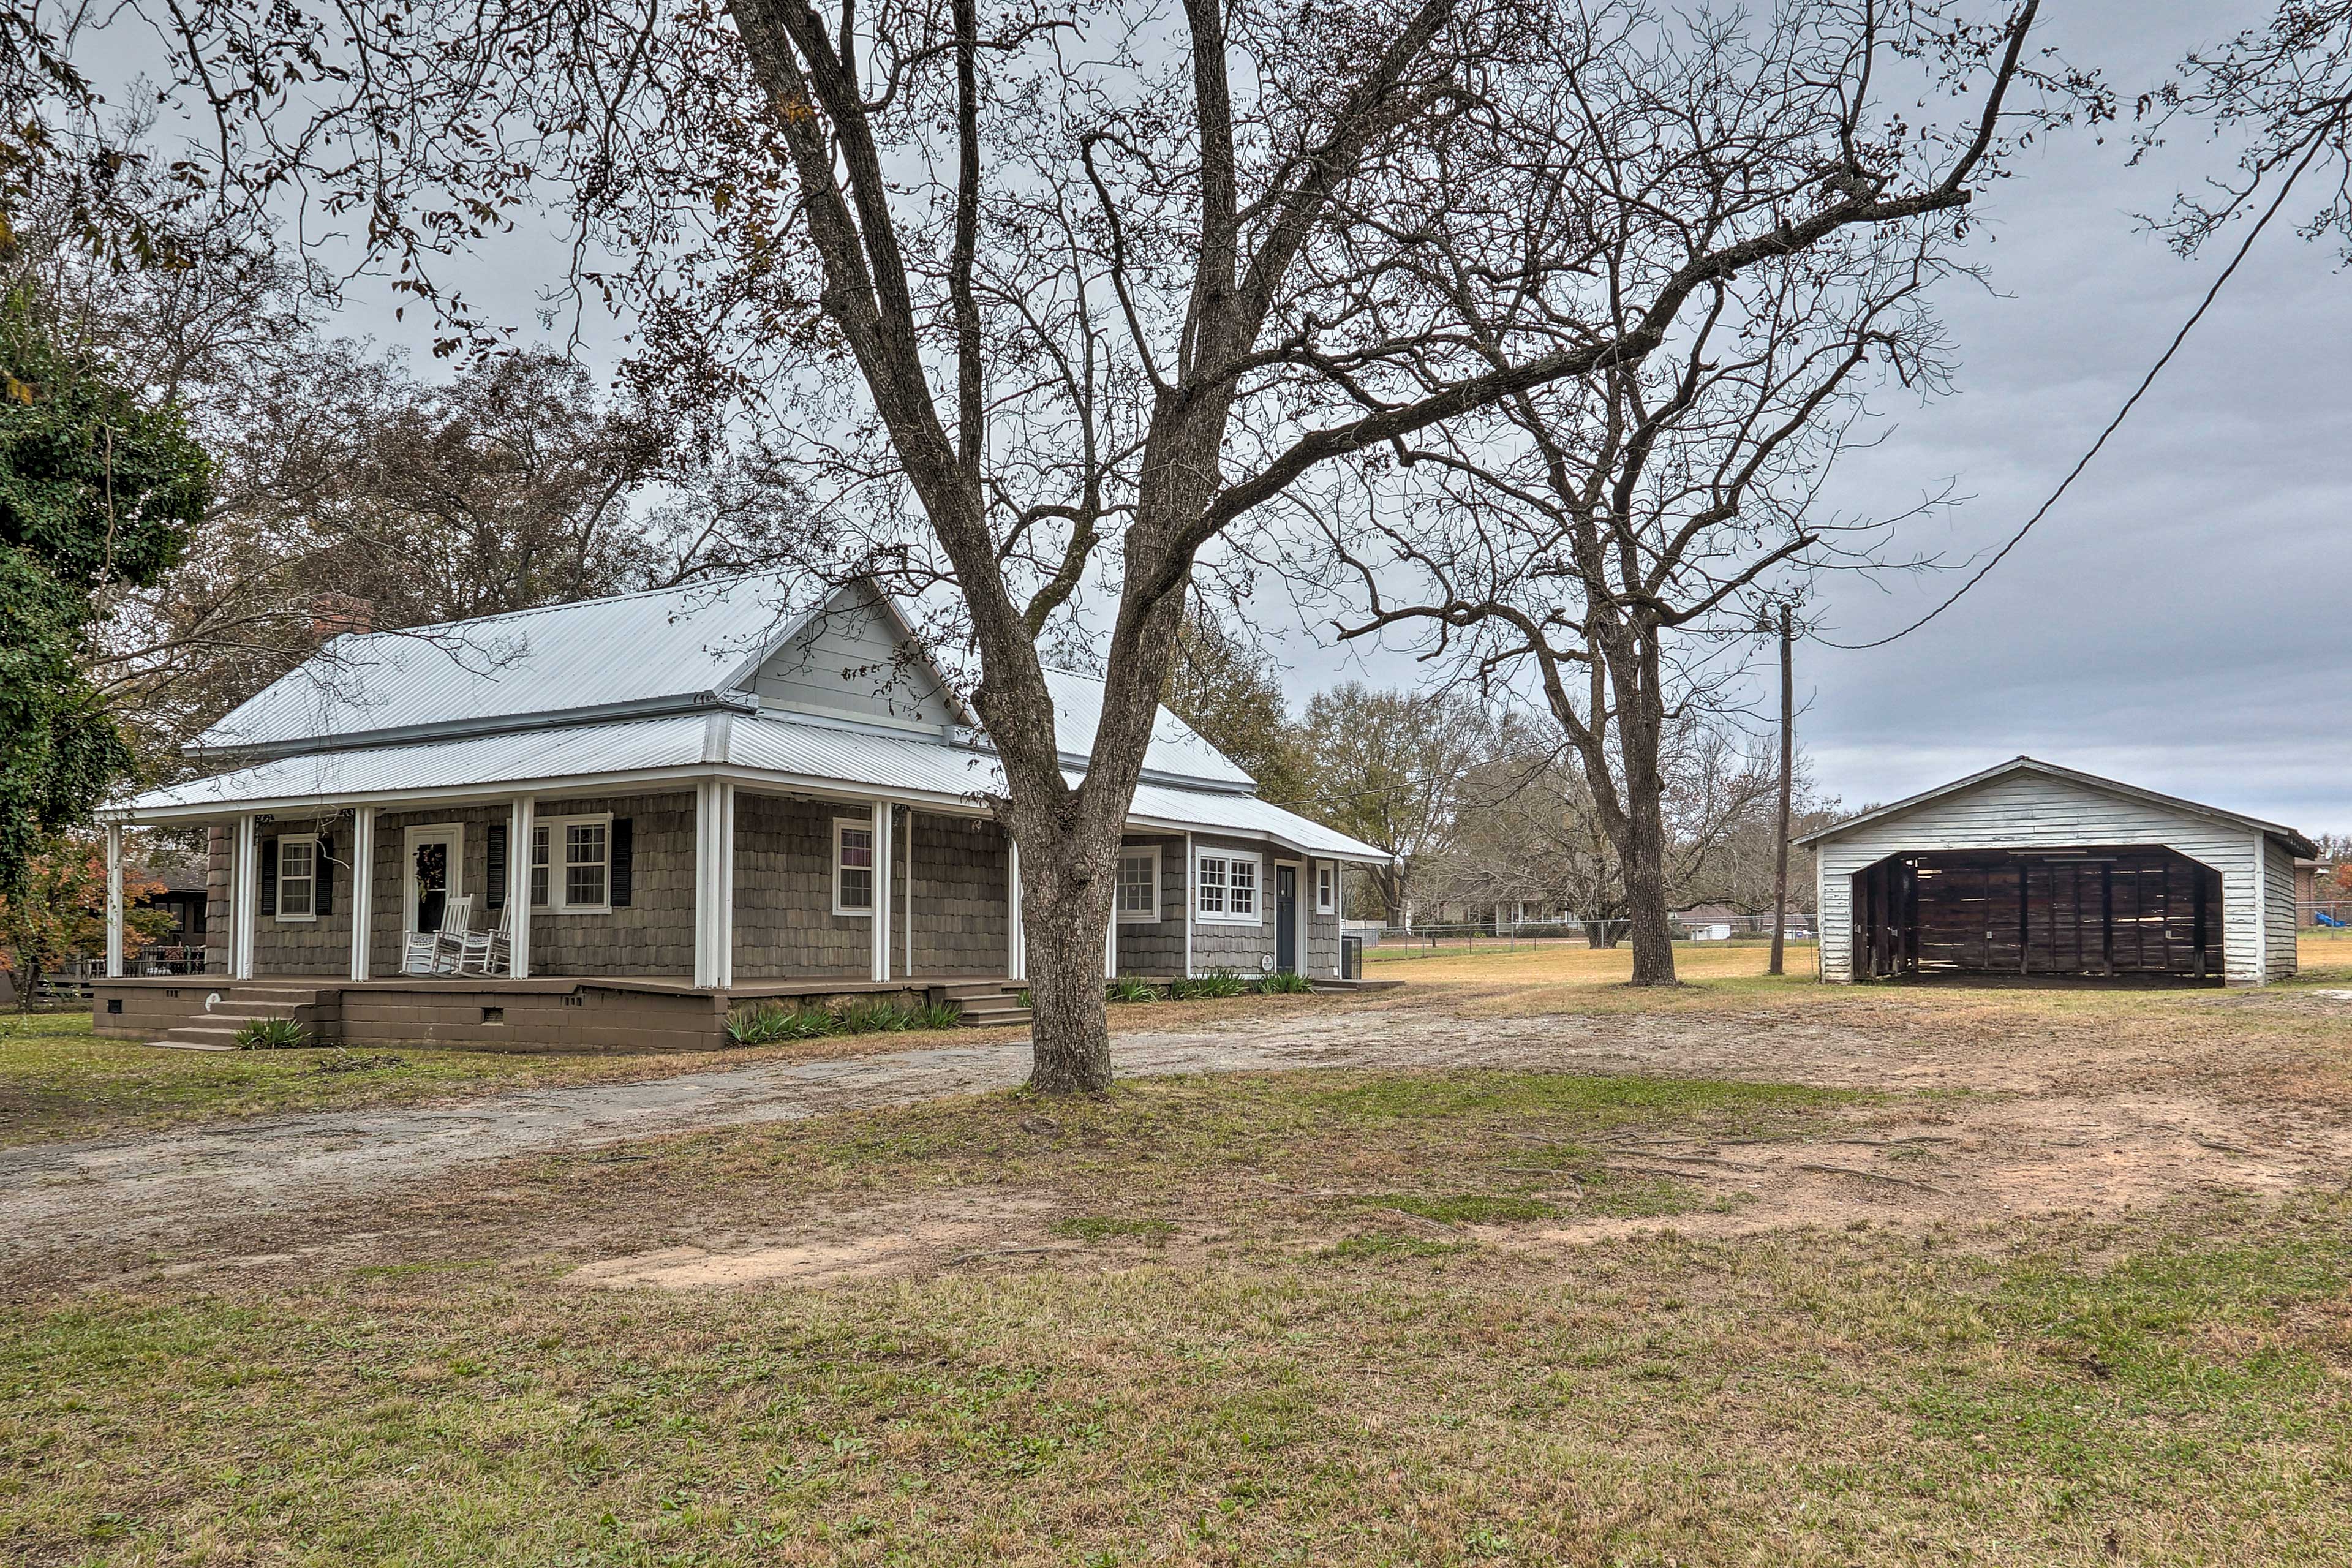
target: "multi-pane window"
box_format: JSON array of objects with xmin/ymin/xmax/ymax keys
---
[
  {"xmin": 565, "ymin": 821, "xmax": 609, "ymax": 909},
  {"xmin": 530, "ymin": 815, "xmax": 610, "ymax": 911},
  {"xmin": 277, "ymin": 835, "xmax": 317, "ymax": 919},
  {"xmin": 1316, "ymin": 862, "xmax": 1335, "ymax": 914},
  {"xmin": 836, "ymin": 821, "xmax": 876, "ymax": 914},
  {"xmin": 1196, "ymin": 851, "xmax": 1261, "ymax": 924},
  {"xmin": 1117, "ymin": 848, "xmax": 1159, "ymax": 922}
]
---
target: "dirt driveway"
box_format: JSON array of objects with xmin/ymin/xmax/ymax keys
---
[{"xmin": 12, "ymin": 978, "xmax": 2352, "ymax": 1294}]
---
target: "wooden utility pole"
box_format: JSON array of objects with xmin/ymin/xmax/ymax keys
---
[{"xmin": 1768, "ymin": 604, "xmax": 1795, "ymax": 977}]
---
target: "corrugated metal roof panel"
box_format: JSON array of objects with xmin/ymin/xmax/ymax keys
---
[
  {"xmin": 1127, "ymin": 783, "xmax": 1386, "ymax": 859},
  {"xmin": 1043, "ymin": 669, "xmax": 1254, "ymax": 788},
  {"xmin": 725, "ymin": 715, "xmax": 1009, "ymax": 799},
  {"xmin": 134, "ymin": 715, "xmax": 715, "ymax": 811},
  {"xmin": 129, "ymin": 712, "xmax": 1384, "ymax": 860},
  {"xmin": 200, "ymin": 573, "xmax": 819, "ymax": 752}
]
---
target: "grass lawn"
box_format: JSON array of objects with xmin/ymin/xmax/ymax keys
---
[{"xmin": 7, "ymin": 1065, "xmax": 2352, "ymax": 1564}]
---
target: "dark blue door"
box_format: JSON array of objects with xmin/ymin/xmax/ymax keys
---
[{"xmin": 1276, "ymin": 865, "xmax": 1298, "ymax": 973}]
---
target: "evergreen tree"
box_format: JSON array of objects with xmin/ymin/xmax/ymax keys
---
[{"xmin": 0, "ymin": 285, "xmax": 209, "ymax": 890}]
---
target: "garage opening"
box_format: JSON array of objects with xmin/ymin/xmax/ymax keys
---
[{"xmin": 1852, "ymin": 847, "xmax": 2223, "ymax": 982}]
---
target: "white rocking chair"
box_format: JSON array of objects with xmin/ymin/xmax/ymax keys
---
[
  {"xmin": 458, "ymin": 903, "xmax": 512, "ymax": 976},
  {"xmin": 401, "ymin": 894, "xmax": 474, "ymax": 975}
]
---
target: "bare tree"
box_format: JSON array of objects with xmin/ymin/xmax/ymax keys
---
[
  {"xmin": 1328, "ymin": 3, "xmax": 2090, "ymax": 984},
  {"xmin": 1436, "ymin": 706, "xmax": 1777, "ymax": 944},
  {"xmin": 2141, "ymin": 3, "xmax": 2352, "ymax": 263},
  {"xmin": 20, "ymin": 0, "xmax": 2077, "ymax": 1085},
  {"xmin": 1292, "ymin": 683, "xmax": 1490, "ymax": 927}
]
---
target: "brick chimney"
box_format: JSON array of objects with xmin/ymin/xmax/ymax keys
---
[{"xmin": 307, "ymin": 592, "xmax": 375, "ymax": 640}]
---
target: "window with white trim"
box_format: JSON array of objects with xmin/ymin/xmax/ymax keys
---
[
  {"xmin": 1196, "ymin": 850, "xmax": 1261, "ymax": 924},
  {"xmin": 1316, "ymin": 861, "xmax": 1335, "ymax": 914},
  {"xmin": 530, "ymin": 814, "xmax": 612, "ymax": 913},
  {"xmin": 276, "ymin": 834, "xmax": 318, "ymax": 920},
  {"xmin": 835, "ymin": 819, "xmax": 876, "ymax": 914},
  {"xmin": 1116, "ymin": 846, "xmax": 1161, "ymax": 922}
]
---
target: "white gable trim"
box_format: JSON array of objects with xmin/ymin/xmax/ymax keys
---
[{"xmin": 1797, "ymin": 756, "xmax": 2315, "ymax": 859}]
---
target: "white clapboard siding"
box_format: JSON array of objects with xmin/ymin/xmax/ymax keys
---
[
  {"xmin": 1812, "ymin": 768, "xmax": 2283, "ymax": 985},
  {"xmin": 752, "ymin": 582, "xmax": 956, "ymax": 734},
  {"xmin": 2265, "ymin": 834, "xmax": 2300, "ymax": 981}
]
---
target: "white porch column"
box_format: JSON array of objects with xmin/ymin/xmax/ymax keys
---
[
  {"xmin": 1335, "ymin": 861, "xmax": 1347, "ymax": 975},
  {"xmin": 349, "ymin": 806, "xmax": 376, "ymax": 981},
  {"xmin": 104, "ymin": 822, "xmax": 124, "ymax": 978},
  {"xmin": 869, "ymin": 797, "xmax": 894, "ymax": 984},
  {"xmin": 1182, "ymin": 832, "xmax": 1195, "ymax": 979},
  {"xmin": 231, "ymin": 813, "xmax": 257, "ymax": 979},
  {"xmin": 716, "ymin": 782, "xmax": 734, "ymax": 988},
  {"xmin": 505, "ymin": 796, "xmax": 533, "ymax": 979},
  {"xmin": 1006, "ymin": 832, "xmax": 1025, "ymax": 982},
  {"xmin": 693, "ymin": 780, "xmax": 736, "ymax": 989},
  {"xmin": 1105, "ymin": 892, "xmax": 1117, "ymax": 981}
]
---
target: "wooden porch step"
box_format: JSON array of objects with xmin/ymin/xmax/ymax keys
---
[{"xmin": 936, "ymin": 980, "xmax": 1030, "ymax": 1028}]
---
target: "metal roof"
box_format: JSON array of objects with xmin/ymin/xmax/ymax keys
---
[
  {"xmin": 1794, "ymin": 755, "xmax": 2318, "ymax": 859},
  {"xmin": 196, "ymin": 573, "xmax": 1253, "ymax": 791},
  {"xmin": 126, "ymin": 712, "xmax": 1386, "ymax": 859},
  {"xmin": 198, "ymin": 574, "xmax": 822, "ymax": 755},
  {"xmin": 1042, "ymin": 669, "xmax": 1254, "ymax": 789}
]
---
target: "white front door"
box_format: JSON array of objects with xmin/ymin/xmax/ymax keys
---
[{"xmin": 403, "ymin": 824, "xmax": 464, "ymax": 933}]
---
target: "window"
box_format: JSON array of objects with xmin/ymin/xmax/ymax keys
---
[
  {"xmin": 1196, "ymin": 850, "xmax": 1261, "ymax": 924},
  {"xmin": 1316, "ymin": 861, "xmax": 1336, "ymax": 915},
  {"xmin": 835, "ymin": 819, "xmax": 876, "ymax": 914},
  {"xmin": 566, "ymin": 821, "xmax": 609, "ymax": 908},
  {"xmin": 276, "ymin": 835, "xmax": 318, "ymax": 920},
  {"xmin": 530, "ymin": 814, "xmax": 611, "ymax": 913},
  {"xmin": 1117, "ymin": 847, "xmax": 1161, "ymax": 923}
]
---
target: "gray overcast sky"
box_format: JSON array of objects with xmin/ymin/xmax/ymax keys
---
[
  {"xmin": 300, "ymin": 1, "xmax": 2348, "ymax": 831},
  {"xmin": 1281, "ymin": 0, "xmax": 2352, "ymax": 832}
]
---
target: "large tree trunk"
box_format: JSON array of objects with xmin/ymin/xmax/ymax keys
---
[
  {"xmin": 1610, "ymin": 640, "xmax": 1679, "ymax": 986},
  {"xmin": 1017, "ymin": 831, "xmax": 1117, "ymax": 1093},
  {"xmin": 1619, "ymin": 785, "xmax": 1678, "ymax": 984}
]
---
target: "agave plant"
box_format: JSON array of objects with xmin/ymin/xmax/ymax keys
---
[{"xmin": 233, "ymin": 1017, "xmax": 312, "ymax": 1050}]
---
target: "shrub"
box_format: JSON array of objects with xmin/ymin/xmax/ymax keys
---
[
  {"xmin": 1261, "ymin": 970, "xmax": 1314, "ymax": 995},
  {"xmin": 834, "ymin": 998, "xmax": 918, "ymax": 1035},
  {"xmin": 233, "ymin": 1017, "xmax": 311, "ymax": 1050},
  {"xmin": 1172, "ymin": 968, "xmax": 1247, "ymax": 1000},
  {"xmin": 729, "ymin": 996, "xmax": 970, "ymax": 1044},
  {"xmin": 1107, "ymin": 976, "xmax": 1161, "ymax": 1004},
  {"xmin": 725, "ymin": 1002, "xmax": 835, "ymax": 1046}
]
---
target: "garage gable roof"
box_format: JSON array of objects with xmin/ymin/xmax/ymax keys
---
[{"xmin": 1793, "ymin": 756, "xmax": 2317, "ymax": 859}]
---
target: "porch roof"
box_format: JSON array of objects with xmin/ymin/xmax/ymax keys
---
[{"xmin": 121, "ymin": 712, "xmax": 1387, "ymax": 861}]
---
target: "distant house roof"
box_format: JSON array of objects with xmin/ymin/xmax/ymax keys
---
[{"xmin": 1794, "ymin": 756, "xmax": 2317, "ymax": 859}]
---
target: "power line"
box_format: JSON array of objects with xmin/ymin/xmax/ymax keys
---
[{"xmin": 1819, "ymin": 99, "xmax": 2350, "ymax": 652}]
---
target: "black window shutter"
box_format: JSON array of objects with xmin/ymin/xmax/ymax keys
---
[
  {"xmin": 317, "ymin": 834, "xmax": 336, "ymax": 916},
  {"xmin": 258, "ymin": 838, "xmax": 278, "ymax": 915},
  {"xmin": 611, "ymin": 818, "xmax": 634, "ymax": 907},
  {"xmin": 485, "ymin": 824, "xmax": 507, "ymax": 911}
]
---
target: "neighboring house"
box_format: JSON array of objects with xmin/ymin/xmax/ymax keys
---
[
  {"xmin": 91, "ymin": 575, "xmax": 1382, "ymax": 1049},
  {"xmin": 1799, "ymin": 756, "xmax": 2313, "ymax": 986}
]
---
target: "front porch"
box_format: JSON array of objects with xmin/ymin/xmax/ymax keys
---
[{"xmin": 93, "ymin": 971, "xmax": 1032, "ymax": 1053}]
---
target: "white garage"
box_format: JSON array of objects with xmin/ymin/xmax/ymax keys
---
[{"xmin": 1798, "ymin": 757, "xmax": 2312, "ymax": 986}]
